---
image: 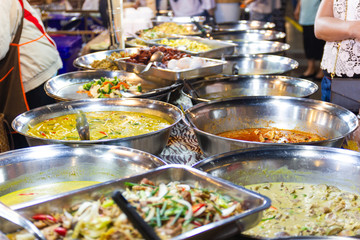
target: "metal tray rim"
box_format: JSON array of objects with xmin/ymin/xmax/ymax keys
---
[
  {"xmin": 8, "ymin": 164, "xmax": 271, "ymax": 240},
  {"xmin": 149, "ymin": 36, "xmax": 237, "ymax": 55}
]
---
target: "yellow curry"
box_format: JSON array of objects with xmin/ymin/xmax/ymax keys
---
[
  {"xmin": 0, "ymin": 181, "xmax": 99, "ymax": 206},
  {"xmin": 27, "ymin": 111, "xmax": 171, "ymax": 140}
]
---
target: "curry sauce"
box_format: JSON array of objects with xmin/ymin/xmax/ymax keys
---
[
  {"xmin": 245, "ymin": 182, "xmax": 360, "ymax": 238},
  {"xmin": 217, "ymin": 127, "xmax": 324, "ymax": 143},
  {"xmin": 27, "ymin": 111, "xmax": 171, "ymax": 141}
]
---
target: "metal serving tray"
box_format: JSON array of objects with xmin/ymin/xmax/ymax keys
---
[
  {"xmin": 116, "ymin": 57, "xmax": 227, "ymax": 81},
  {"xmin": 150, "ymin": 36, "xmax": 237, "ymax": 58},
  {"xmin": 136, "ymin": 24, "xmax": 212, "ymax": 38},
  {"xmin": 73, "ymin": 48, "xmax": 139, "ymax": 70},
  {"xmin": 0, "ymin": 165, "xmax": 270, "ymax": 239},
  {"xmin": 214, "ymin": 20, "xmax": 275, "ymax": 33},
  {"xmin": 45, "ymin": 70, "xmax": 180, "ymax": 101},
  {"xmin": 0, "ymin": 144, "xmax": 165, "ymax": 204}
]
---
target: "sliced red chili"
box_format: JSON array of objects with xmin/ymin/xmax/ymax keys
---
[
  {"xmin": 192, "ymin": 203, "xmax": 206, "ymax": 213},
  {"xmin": 32, "ymin": 214, "xmax": 57, "ymax": 222},
  {"xmin": 99, "ymin": 131, "xmax": 107, "ymax": 135},
  {"xmin": 192, "ymin": 221, "xmax": 202, "ymax": 227},
  {"xmin": 54, "ymin": 227, "xmax": 67, "ymax": 236}
]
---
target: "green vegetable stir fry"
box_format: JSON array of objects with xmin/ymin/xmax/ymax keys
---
[
  {"xmin": 9, "ymin": 179, "xmax": 245, "ymax": 240},
  {"xmin": 78, "ymin": 76, "xmax": 142, "ymax": 98}
]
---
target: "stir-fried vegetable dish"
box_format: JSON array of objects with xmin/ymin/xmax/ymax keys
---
[
  {"xmin": 217, "ymin": 127, "xmax": 325, "ymax": 143},
  {"xmin": 157, "ymin": 39, "xmax": 212, "ymax": 53},
  {"xmin": 8, "ymin": 179, "xmax": 246, "ymax": 240},
  {"xmin": 139, "ymin": 23, "xmax": 197, "ymax": 40},
  {"xmin": 90, "ymin": 52, "xmax": 129, "ymax": 70},
  {"xmin": 244, "ymin": 182, "xmax": 360, "ymax": 238},
  {"xmin": 27, "ymin": 111, "xmax": 171, "ymax": 140},
  {"xmin": 77, "ymin": 76, "xmax": 142, "ymax": 98}
]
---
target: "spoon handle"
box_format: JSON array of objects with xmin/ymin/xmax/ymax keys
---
[
  {"xmin": 0, "ymin": 202, "xmax": 46, "ymax": 240},
  {"xmin": 140, "ymin": 62, "xmax": 153, "ymax": 74},
  {"xmin": 112, "ymin": 191, "xmax": 160, "ymax": 240}
]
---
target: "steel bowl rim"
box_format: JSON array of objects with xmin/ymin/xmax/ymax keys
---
[
  {"xmin": 184, "ymin": 96, "xmax": 359, "ymax": 146},
  {"xmin": 226, "ymin": 41, "xmax": 290, "ymax": 58},
  {"xmin": 221, "ymin": 54, "xmax": 299, "ymax": 75},
  {"xmin": 212, "ymin": 29, "xmax": 286, "ymax": 39},
  {"xmin": 73, "ymin": 48, "xmax": 140, "ymax": 70},
  {"xmin": 192, "ymin": 145, "xmax": 360, "ymax": 169},
  {"xmin": 180, "ymin": 75, "xmax": 319, "ymax": 101},
  {"xmin": 12, "ymin": 98, "xmax": 184, "ymax": 143},
  {"xmin": 44, "ymin": 70, "xmax": 181, "ymax": 102},
  {"xmin": 0, "ymin": 144, "xmax": 167, "ymax": 166},
  {"xmin": 215, "ymin": 20, "xmax": 276, "ymax": 32}
]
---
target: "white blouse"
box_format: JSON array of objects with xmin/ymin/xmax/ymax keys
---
[{"xmin": 321, "ymin": 0, "xmax": 360, "ymax": 77}]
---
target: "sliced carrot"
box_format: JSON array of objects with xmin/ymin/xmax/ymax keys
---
[{"xmin": 270, "ymin": 205, "xmax": 278, "ymax": 210}]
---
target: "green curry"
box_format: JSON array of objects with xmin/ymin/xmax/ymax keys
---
[
  {"xmin": 245, "ymin": 182, "xmax": 360, "ymax": 238},
  {"xmin": 27, "ymin": 111, "xmax": 171, "ymax": 140}
]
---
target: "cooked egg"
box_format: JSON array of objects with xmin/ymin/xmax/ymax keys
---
[
  {"xmin": 189, "ymin": 57, "xmax": 205, "ymax": 69},
  {"xmin": 167, "ymin": 59, "xmax": 178, "ymax": 70},
  {"xmin": 177, "ymin": 57, "xmax": 191, "ymax": 69}
]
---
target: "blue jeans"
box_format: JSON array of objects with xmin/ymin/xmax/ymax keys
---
[{"xmin": 321, "ymin": 76, "xmax": 331, "ymax": 102}]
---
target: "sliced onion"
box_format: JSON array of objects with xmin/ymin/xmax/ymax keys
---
[
  {"xmin": 157, "ymin": 183, "xmax": 168, "ymax": 199},
  {"xmin": 177, "ymin": 184, "xmax": 190, "ymax": 191},
  {"xmin": 75, "ymin": 202, "xmax": 92, "ymax": 217},
  {"xmin": 194, "ymin": 206, "xmax": 206, "ymax": 217},
  {"xmin": 221, "ymin": 204, "xmax": 237, "ymax": 217},
  {"xmin": 174, "ymin": 199, "xmax": 193, "ymax": 220},
  {"xmin": 145, "ymin": 207, "xmax": 155, "ymax": 222}
]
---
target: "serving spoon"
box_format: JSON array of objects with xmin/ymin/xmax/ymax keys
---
[
  {"xmin": 140, "ymin": 51, "xmax": 164, "ymax": 74},
  {"xmin": 0, "ymin": 202, "xmax": 46, "ymax": 240},
  {"xmin": 112, "ymin": 191, "xmax": 160, "ymax": 240},
  {"xmin": 75, "ymin": 110, "xmax": 90, "ymax": 141}
]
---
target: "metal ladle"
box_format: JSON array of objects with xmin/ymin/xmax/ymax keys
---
[
  {"xmin": 75, "ymin": 110, "xmax": 90, "ymax": 140},
  {"xmin": 140, "ymin": 51, "xmax": 164, "ymax": 74},
  {"xmin": 0, "ymin": 202, "xmax": 46, "ymax": 240}
]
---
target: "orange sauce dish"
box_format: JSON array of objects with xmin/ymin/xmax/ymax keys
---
[{"xmin": 217, "ymin": 127, "xmax": 325, "ymax": 143}]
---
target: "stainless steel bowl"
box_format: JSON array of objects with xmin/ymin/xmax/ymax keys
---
[
  {"xmin": 229, "ymin": 41, "xmax": 290, "ymax": 57},
  {"xmin": 73, "ymin": 48, "xmax": 139, "ymax": 70},
  {"xmin": 222, "ymin": 55, "xmax": 299, "ymax": 75},
  {"xmin": 184, "ymin": 96, "xmax": 358, "ymax": 156},
  {"xmin": 12, "ymin": 98, "xmax": 183, "ymax": 155},
  {"xmin": 212, "ymin": 30, "xmax": 286, "ymax": 41},
  {"xmin": 194, "ymin": 146, "xmax": 360, "ymax": 239},
  {"xmin": 0, "ymin": 144, "xmax": 165, "ymax": 205},
  {"xmin": 181, "ymin": 75, "xmax": 318, "ymax": 104},
  {"xmin": 44, "ymin": 70, "xmax": 180, "ymax": 101},
  {"xmin": 214, "ymin": 20, "xmax": 275, "ymax": 33}
]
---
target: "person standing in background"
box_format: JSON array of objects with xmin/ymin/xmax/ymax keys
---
[
  {"xmin": 315, "ymin": 0, "xmax": 360, "ymax": 111},
  {"xmin": 168, "ymin": 0, "xmax": 216, "ymax": 19},
  {"xmin": 294, "ymin": 0, "xmax": 325, "ymax": 80},
  {"xmin": 244, "ymin": 0, "xmax": 285, "ymax": 33},
  {"xmin": 0, "ymin": 0, "xmax": 62, "ymax": 123},
  {"xmin": 215, "ymin": 0, "xmax": 241, "ymax": 24}
]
